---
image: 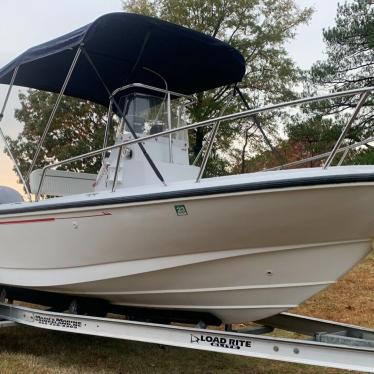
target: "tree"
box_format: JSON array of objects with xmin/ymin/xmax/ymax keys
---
[
  {"xmin": 284, "ymin": 0, "xmax": 374, "ymax": 167},
  {"xmin": 6, "ymin": 90, "xmax": 110, "ymax": 177},
  {"xmin": 123, "ymin": 0, "xmax": 312, "ymax": 175},
  {"xmin": 311, "ymin": 0, "xmax": 373, "ymax": 91}
]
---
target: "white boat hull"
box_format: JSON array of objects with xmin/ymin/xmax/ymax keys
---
[
  {"xmin": 0, "ymin": 168, "xmax": 373, "ymax": 323},
  {"xmin": 41, "ymin": 241, "xmax": 370, "ymax": 323}
]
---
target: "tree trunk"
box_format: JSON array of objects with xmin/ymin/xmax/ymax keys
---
[
  {"xmin": 194, "ymin": 127, "xmax": 205, "ymax": 158},
  {"xmin": 241, "ymin": 128, "xmax": 250, "ymax": 174}
]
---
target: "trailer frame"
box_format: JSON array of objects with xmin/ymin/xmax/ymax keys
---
[{"xmin": 0, "ymin": 302, "xmax": 373, "ymax": 372}]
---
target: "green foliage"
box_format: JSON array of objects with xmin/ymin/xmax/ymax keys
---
[
  {"xmin": 311, "ymin": 0, "xmax": 374, "ymax": 90},
  {"xmin": 286, "ymin": 0, "xmax": 374, "ymax": 167},
  {"xmin": 123, "ymin": 0, "xmax": 312, "ymax": 175},
  {"xmin": 348, "ymin": 148, "xmax": 374, "ymax": 165},
  {"xmin": 124, "ymin": 0, "xmax": 312, "ymax": 105},
  {"xmin": 286, "ymin": 116, "xmax": 341, "ymax": 156},
  {"xmin": 6, "ymin": 90, "xmax": 111, "ymax": 177}
]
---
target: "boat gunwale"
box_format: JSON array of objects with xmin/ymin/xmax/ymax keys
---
[{"xmin": 1, "ymin": 172, "xmax": 374, "ymax": 216}]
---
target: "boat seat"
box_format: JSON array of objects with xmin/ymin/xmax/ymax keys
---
[
  {"xmin": 30, "ymin": 169, "xmax": 97, "ymax": 196},
  {"xmin": 0, "ymin": 186, "xmax": 23, "ymax": 204}
]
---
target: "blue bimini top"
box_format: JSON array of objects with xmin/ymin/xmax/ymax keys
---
[{"xmin": 0, "ymin": 13, "xmax": 246, "ymax": 107}]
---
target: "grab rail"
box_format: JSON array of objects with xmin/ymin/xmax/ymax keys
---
[{"xmin": 35, "ymin": 86, "xmax": 374, "ymax": 201}]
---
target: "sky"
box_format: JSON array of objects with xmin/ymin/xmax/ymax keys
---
[{"xmin": 0, "ymin": 0, "xmax": 348, "ymax": 193}]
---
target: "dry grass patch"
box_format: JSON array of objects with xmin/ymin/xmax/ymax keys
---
[{"xmin": 292, "ymin": 250, "xmax": 374, "ymax": 327}]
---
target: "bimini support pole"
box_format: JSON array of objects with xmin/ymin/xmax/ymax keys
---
[
  {"xmin": 81, "ymin": 48, "xmax": 167, "ymax": 187},
  {"xmin": 196, "ymin": 94, "xmax": 233, "ymax": 183},
  {"xmin": 102, "ymin": 101, "xmax": 113, "ymax": 163},
  {"xmin": 27, "ymin": 47, "xmax": 82, "ymax": 181},
  {"xmin": 0, "ymin": 67, "xmax": 19, "ymax": 119},
  {"xmin": 167, "ymin": 91, "xmax": 173, "ymax": 163},
  {"xmin": 235, "ymin": 87, "xmax": 283, "ymax": 163},
  {"xmin": 0, "ymin": 67, "xmax": 32, "ymax": 201}
]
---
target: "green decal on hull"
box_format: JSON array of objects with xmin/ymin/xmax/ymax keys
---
[{"xmin": 175, "ymin": 204, "xmax": 188, "ymax": 216}]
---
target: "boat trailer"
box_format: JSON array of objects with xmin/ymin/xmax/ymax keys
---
[{"xmin": 0, "ymin": 302, "xmax": 372, "ymax": 372}]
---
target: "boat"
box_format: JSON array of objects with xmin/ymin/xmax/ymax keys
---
[{"xmin": 0, "ymin": 12, "xmax": 373, "ymax": 325}]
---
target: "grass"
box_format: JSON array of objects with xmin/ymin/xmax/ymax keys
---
[{"xmin": 0, "ymin": 251, "xmax": 372, "ymax": 374}]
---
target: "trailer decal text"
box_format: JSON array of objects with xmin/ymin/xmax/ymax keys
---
[
  {"xmin": 33, "ymin": 314, "xmax": 82, "ymax": 329},
  {"xmin": 190, "ymin": 334, "xmax": 252, "ymax": 350}
]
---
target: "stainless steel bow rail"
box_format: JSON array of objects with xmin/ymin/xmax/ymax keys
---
[
  {"xmin": 0, "ymin": 302, "xmax": 373, "ymax": 372},
  {"xmin": 32, "ymin": 85, "xmax": 374, "ymax": 200}
]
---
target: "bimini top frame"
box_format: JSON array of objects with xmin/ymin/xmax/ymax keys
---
[
  {"xmin": 0, "ymin": 12, "xmax": 245, "ymax": 194},
  {"xmin": 0, "ymin": 13, "xmax": 246, "ymax": 105}
]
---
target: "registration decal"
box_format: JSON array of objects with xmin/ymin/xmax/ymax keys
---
[{"xmin": 174, "ymin": 204, "xmax": 188, "ymax": 216}]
